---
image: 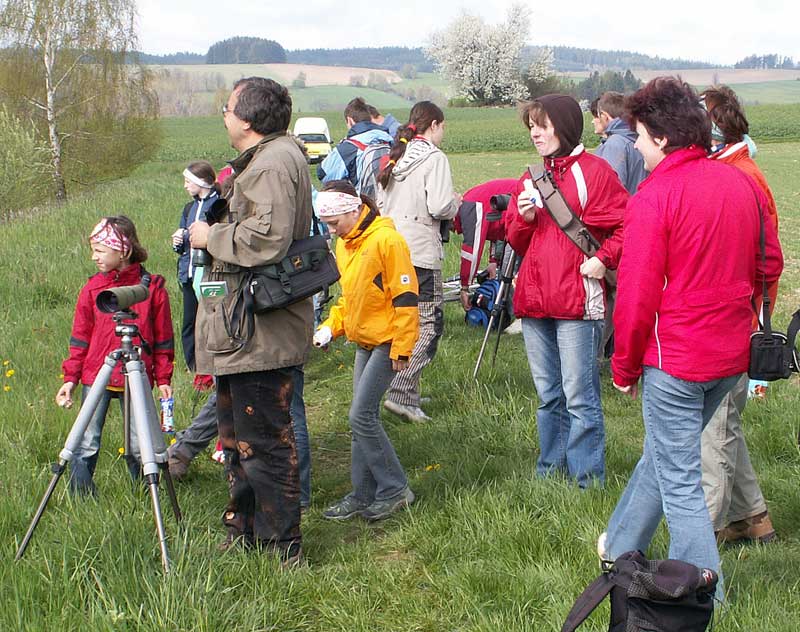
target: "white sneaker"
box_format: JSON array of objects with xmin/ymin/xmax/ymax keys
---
[
  {"xmin": 383, "ymin": 399, "xmax": 431, "ymax": 423},
  {"xmin": 597, "ymin": 532, "xmax": 611, "ymax": 563},
  {"xmin": 504, "ymin": 319, "xmax": 522, "ymax": 335}
]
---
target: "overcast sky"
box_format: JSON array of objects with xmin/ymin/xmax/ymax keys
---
[{"xmin": 137, "ymin": 1, "xmax": 800, "ymax": 67}]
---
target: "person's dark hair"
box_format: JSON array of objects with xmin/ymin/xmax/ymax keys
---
[
  {"xmin": 367, "ymin": 104, "xmax": 381, "ymax": 118},
  {"xmin": 598, "ymin": 91, "xmax": 625, "ymax": 119},
  {"xmin": 625, "ymin": 77, "xmax": 711, "ymax": 153},
  {"xmin": 378, "ymin": 101, "xmax": 444, "ymax": 188},
  {"xmin": 700, "ymin": 85, "xmax": 749, "ymax": 145},
  {"xmin": 186, "ymin": 160, "xmax": 221, "ymax": 196},
  {"xmin": 321, "ymin": 180, "xmax": 380, "ymax": 231},
  {"xmin": 344, "ymin": 97, "xmax": 372, "ymax": 124},
  {"xmin": 102, "ymin": 215, "xmax": 148, "ymax": 264},
  {"xmin": 589, "ymin": 98, "xmax": 600, "ymax": 117},
  {"xmin": 231, "ymin": 76, "xmax": 292, "ymax": 135},
  {"xmin": 520, "ymin": 100, "xmax": 548, "ymax": 129}
]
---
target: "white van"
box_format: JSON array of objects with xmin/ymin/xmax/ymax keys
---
[{"xmin": 293, "ymin": 117, "xmax": 332, "ymax": 164}]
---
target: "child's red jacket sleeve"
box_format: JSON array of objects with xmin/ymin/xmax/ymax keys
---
[{"xmin": 62, "ymin": 284, "xmax": 94, "ymax": 385}]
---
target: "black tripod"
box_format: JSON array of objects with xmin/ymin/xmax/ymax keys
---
[
  {"xmin": 16, "ymin": 310, "xmax": 182, "ymax": 572},
  {"xmin": 473, "ymin": 249, "xmax": 519, "ymax": 379}
]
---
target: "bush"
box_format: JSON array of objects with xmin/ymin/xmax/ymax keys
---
[{"xmin": 0, "ymin": 106, "xmax": 49, "ymax": 218}]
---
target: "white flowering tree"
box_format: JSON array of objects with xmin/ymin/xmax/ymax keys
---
[{"xmin": 426, "ymin": 4, "xmax": 532, "ymax": 105}]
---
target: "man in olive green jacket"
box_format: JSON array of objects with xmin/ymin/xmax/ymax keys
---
[{"xmin": 190, "ymin": 77, "xmax": 312, "ymax": 563}]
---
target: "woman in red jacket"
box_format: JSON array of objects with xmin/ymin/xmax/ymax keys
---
[
  {"xmin": 600, "ymin": 78, "xmax": 782, "ymax": 594},
  {"xmin": 505, "ymin": 94, "xmax": 627, "ymax": 488}
]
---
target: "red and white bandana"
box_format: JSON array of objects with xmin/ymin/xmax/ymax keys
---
[
  {"xmin": 316, "ymin": 191, "xmax": 362, "ymax": 217},
  {"xmin": 89, "ymin": 219, "xmax": 130, "ymax": 255}
]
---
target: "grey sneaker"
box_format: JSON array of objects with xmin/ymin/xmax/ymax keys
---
[
  {"xmin": 362, "ymin": 488, "xmax": 415, "ymax": 521},
  {"xmin": 322, "ymin": 495, "xmax": 369, "ymax": 521},
  {"xmin": 383, "ymin": 400, "xmax": 431, "ymax": 423}
]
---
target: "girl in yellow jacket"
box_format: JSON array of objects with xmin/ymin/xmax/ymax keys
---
[{"xmin": 313, "ymin": 180, "xmax": 419, "ymax": 521}]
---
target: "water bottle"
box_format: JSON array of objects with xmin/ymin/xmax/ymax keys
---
[{"xmin": 160, "ymin": 396, "xmax": 175, "ymax": 437}]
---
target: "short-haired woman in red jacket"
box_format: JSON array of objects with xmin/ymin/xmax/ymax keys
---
[
  {"xmin": 505, "ymin": 94, "xmax": 627, "ymax": 488},
  {"xmin": 600, "ymin": 78, "xmax": 783, "ymax": 596}
]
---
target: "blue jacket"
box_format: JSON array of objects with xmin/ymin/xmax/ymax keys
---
[
  {"xmin": 594, "ymin": 118, "xmax": 648, "ymax": 194},
  {"xmin": 381, "ymin": 113, "xmax": 401, "ymax": 139},
  {"xmin": 175, "ymin": 190, "xmax": 219, "ymax": 283},
  {"xmin": 317, "ymin": 121, "xmax": 393, "ymax": 184}
]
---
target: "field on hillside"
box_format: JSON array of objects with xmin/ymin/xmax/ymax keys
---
[
  {"xmin": 1, "ymin": 108, "xmax": 799, "ymax": 631},
  {"xmin": 151, "ymin": 63, "xmax": 401, "ymax": 87}
]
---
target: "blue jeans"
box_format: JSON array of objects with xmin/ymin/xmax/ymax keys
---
[
  {"xmin": 69, "ymin": 386, "xmax": 136, "ymax": 495},
  {"xmin": 291, "ymin": 367, "xmax": 311, "ymax": 508},
  {"xmin": 350, "ymin": 344, "xmax": 408, "ymax": 503},
  {"xmin": 521, "ymin": 318, "xmax": 605, "ymax": 487},
  {"xmin": 606, "ymin": 367, "xmax": 739, "ymax": 591}
]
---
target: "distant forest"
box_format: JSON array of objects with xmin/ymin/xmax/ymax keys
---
[{"xmin": 134, "ymin": 41, "xmax": 797, "ymax": 72}]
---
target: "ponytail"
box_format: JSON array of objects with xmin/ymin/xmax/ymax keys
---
[{"xmin": 377, "ymin": 100, "xmax": 445, "ymax": 190}]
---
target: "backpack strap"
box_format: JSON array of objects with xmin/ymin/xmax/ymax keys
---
[
  {"xmin": 527, "ymin": 164, "xmax": 617, "ymax": 286},
  {"xmin": 561, "ymin": 573, "xmax": 614, "ymax": 632},
  {"xmin": 787, "ymin": 309, "xmax": 800, "ymax": 371},
  {"xmin": 345, "ymin": 138, "xmax": 367, "ymax": 151}
]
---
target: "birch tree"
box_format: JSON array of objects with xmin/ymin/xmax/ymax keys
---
[
  {"xmin": 0, "ymin": 0, "xmax": 158, "ymax": 202},
  {"xmin": 426, "ymin": 4, "xmax": 536, "ymax": 105}
]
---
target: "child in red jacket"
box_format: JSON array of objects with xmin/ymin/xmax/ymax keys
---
[{"xmin": 55, "ymin": 216, "xmax": 174, "ymax": 495}]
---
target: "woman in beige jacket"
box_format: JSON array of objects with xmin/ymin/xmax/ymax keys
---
[{"xmin": 377, "ymin": 101, "xmax": 460, "ymax": 422}]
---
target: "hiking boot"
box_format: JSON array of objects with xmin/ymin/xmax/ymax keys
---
[
  {"xmin": 716, "ymin": 511, "xmax": 776, "ymax": 545},
  {"xmin": 361, "ymin": 488, "xmax": 415, "ymax": 521},
  {"xmin": 217, "ymin": 529, "xmax": 254, "ymax": 552},
  {"xmin": 322, "ymin": 495, "xmax": 369, "ymax": 521},
  {"xmin": 167, "ymin": 454, "xmax": 190, "ymax": 481},
  {"xmin": 280, "ymin": 546, "xmax": 305, "ymax": 570},
  {"xmin": 383, "ymin": 400, "xmax": 431, "ymax": 423}
]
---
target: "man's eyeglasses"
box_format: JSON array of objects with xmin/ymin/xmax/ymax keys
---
[{"xmin": 222, "ymin": 104, "xmax": 229, "ymax": 115}]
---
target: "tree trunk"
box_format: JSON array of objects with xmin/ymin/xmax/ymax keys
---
[{"xmin": 42, "ymin": 27, "xmax": 67, "ymax": 202}]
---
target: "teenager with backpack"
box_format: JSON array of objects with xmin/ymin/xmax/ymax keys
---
[
  {"xmin": 317, "ymin": 97, "xmax": 393, "ymax": 201},
  {"xmin": 377, "ymin": 101, "xmax": 460, "ymax": 423}
]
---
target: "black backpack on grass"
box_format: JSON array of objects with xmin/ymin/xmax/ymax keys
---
[{"xmin": 562, "ymin": 550, "xmax": 718, "ymax": 632}]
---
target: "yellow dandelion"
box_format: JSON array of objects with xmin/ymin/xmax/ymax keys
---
[
  {"xmin": 5, "ymin": 369, "xmax": 15, "ymax": 377},
  {"xmin": 3, "ymin": 385, "xmax": 10, "ymax": 392},
  {"xmin": 169, "ymin": 437, "xmax": 177, "ymax": 446},
  {"xmin": 2, "ymin": 360, "xmax": 9, "ymax": 366},
  {"xmin": 59, "ymin": 373, "xmax": 64, "ymax": 378},
  {"xmin": 425, "ymin": 463, "xmax": 441, "ymax": 472},
  {"xmin": 118, "ymin": 447, "xmax": 125, "ymax": 455}
]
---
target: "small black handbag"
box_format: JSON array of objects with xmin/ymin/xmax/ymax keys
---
[
  {"xmin": 245, "ymin": 234, "xmax": 339, "ymax": 313},
  {"xmin": 747, "ymin": 198, "xmax": 800, "ymax": 381}
]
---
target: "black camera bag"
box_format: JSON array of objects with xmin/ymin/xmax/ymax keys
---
[
  {"xmin": 245, "ymin": 234, "xmax": 339, "ymax": 313},
  {"xmin": 747, "ymin": 194, "xmax": 800, "ymax": 381},
  {"xmin": 562, "ymin": 550, "xmax": 718, "ymax": 632}
]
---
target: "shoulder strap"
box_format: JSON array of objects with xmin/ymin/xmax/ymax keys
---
[
  {"xmin": 561, "ymin": 573, "xmax": 614, "ymax": 632},
  {"xmin": 528, "ymin": 164, "xmax": 617, "ymax": 286}
]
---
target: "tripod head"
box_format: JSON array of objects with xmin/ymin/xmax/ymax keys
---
[{"xmin": 111, "ymin": 310, "xmax": 152, "ymax": 357}]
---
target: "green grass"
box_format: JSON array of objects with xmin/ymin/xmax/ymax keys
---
[
  {"xmin": 1, "ymin": 117, "xmax": 799, "ymax": 630},
  {"xmin": 290, "ymin": 86, "xmax": 411, "ymax": 114},
  {"xmin": 723, "ymin": 81, "xmax": 800, "ymax": 105}
]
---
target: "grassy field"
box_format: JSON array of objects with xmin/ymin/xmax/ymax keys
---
[{"xmin": 1, "ymin": 110, "xmax": 799, "ymax": 631}]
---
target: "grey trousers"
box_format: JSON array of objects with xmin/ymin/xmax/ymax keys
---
[
  {"xmin": 386, "ymin": 268, "xmax": 443, "ymax": 407},
  {"xmin": 169, "ymin": 391, "xmax": 218, "ymax": 463},
  {"xmin": 700, "ymin": 373, "xmax": 767, "ymax": 530}
]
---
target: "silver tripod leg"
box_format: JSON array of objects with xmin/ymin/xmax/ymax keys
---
[
  {"xmin": 15, "ymin": 356, "xmax": 118, "ymax": 561},
  {"xmin": 125, "ymin": 359, "xmax": 171, "ymax": 573}
]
